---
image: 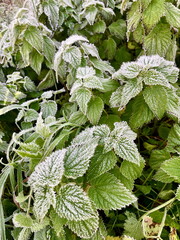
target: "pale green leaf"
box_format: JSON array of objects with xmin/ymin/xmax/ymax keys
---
[
  {"xmin": 129, "ymin": 95, "xmax": 154, "ymax": 129},
  {"xmin": 20, "ymin": 40, "xmax": 32, "ymax": 66},
  {"xmin": 87, "ymin": 96, "xmax": 104, "ymax": 125},
  {"xmin": 87, "ymin": 147, "xmax": 118, "ymax": 180},
  {"xmin": 83, "ymin": 76, "xmax": 104, "ymax": 91},
  {"xmin": 176, "ymin": 185, "xmax": 180, "ymax": 201},
  {"xmin": 81, "ymin": 42, "xmax": 99, "ymax": 58},
  {"xmin": 85, "ymin": 6, "xmax": 98, "ymax": 25},
  {"xmin": 67, "ymin": 215, "xmax": 99, "ymax": 239},
  {"xmin": 166, "ymin": 124, "xmax": 180, "ymax": 153},
  {"xmin": 142, "ymin": 69, "xmax": 170, "ymax": 87},
  {"xmin": 75, "ymin": 88, "xmax": 92, "ymax": 114},
  {"xmin": 56, "ymin": 184, "xmax": 95, "ymax": 221},
  {"xmin": 29, "ymin": 49, "xmax": 44, "ymax": 75},
  {"xmin": 88, "ymin": 173, "xmax": 137, "ymax": 210},
  {"xmin": 35, "ymin": 114, "xmax": 51, "ymax": 138},
  {"xmin": 30, "ymin": 217, "xmax": 49, "ymax": 232},
  {"xmin": 108, "ymin": 19, "xmax": 126, "ymax": 39},
  {"xmin": 0, "ymin": 104, "xmax": 23, "ymax": 116},
  {"xmin": 127, "ymin": 2, "xmax": 141, "ymax": 36},
  {"xmin": 76, "ymin": 66, "xmax": 95, "ymax": 79},
  {"xmin": 142, "ymin": 0, "xmax": 165, "ymax": 29},
  {"xmin": 93, "ymin": 20, "xmax": 106, "ymax": 33},
  {"xmin": 37, "ymin": 70, "xmax": 56, "ymax": 90},
  {"xmin": 161, "ymin": 156, "xmax": 180, "ymax": 182},
  {"xmin": 24, "ymin": 26, "xmax": 43, "ymax": 53},
  {"xmin": 18, "ymin": 228, "xmax": 31, "ymax": 240},
  {"xmin": 157, "ymin": 65, "xmax": 179, "ymax": 84},
  {"xmin": 63, "ymin": 46, "xmax": 82, "ymax": 68},
  {"xmin": 40, "ymin": 100, "xmax": 57, "ymax": 118},
  {"xmin": 24, "ymin": 109, "xmax": 38, "ymax": 122},
  {"xmin": 13, "ymin": 213, "xmax": 33, "ymax": 228},
  {"xmin": 154, "ymin": 169, "xmax": 175, "ymax": 183},
  {"xmin": 69, "ymin": 111, "xmax": 87, "ymax": 125},
  {"xmin": 50, "ymin": 209, "xmax": 67, "ymax": 237},
  {"xmin": 166, "ymin": 89, "xmax": 180, "ymax": 121},
  {"xmin": 43, "ymin": 36, "xmax": 56, "ymax": 63},
  {"xmin": 0, "ymin": 201, "xmax": 6, "ymax": 240},
  {"xmin": 143, "ymin": 85, "xmax": 167, "ymax": 119},
  {"xmin": 43, "ymin": 0, "xmax": 59, "ymax": 29},
  {"xmin": 165, "ymin": 2, "xmax": 180, "ymax": 28},
  {"xmin": 33, "ymin": 186, "xmax": 56, "ymax": 220},
  {"xmin": 29, "ymin": 149, "xmax": 66, "ymax": 188},
  {"xmin": 90, "ymin": 58, "xmax": 115, "ymax": 74},
  {"xmin": 109, "ymin": 87, "xmax": 122, "ymax": 108},
  {"xmin": 64, "ymin": 138, "xmax": 98, "ymax": 179},
  {"xmin": 144, "ymin": 23, "xmax": 171, "ymax": 56}
]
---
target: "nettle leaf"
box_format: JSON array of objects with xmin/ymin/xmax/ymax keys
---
[
  {"xmin": 64, "ymin": 138, "xmax": 98, "ymax": 179},
  {"xmin": 142, "ymin": 0, "xmax": 165, "ymax": 29},
  {"xmin": 154, "ymin": 169, "xmax": 175, "ymax": 183},
  {"xmin": 93, "ymin": 20, "xmax": 106, "ymax": 33},
  {"xmin": 13, "ymin": 213, "xmax": 33, "ymax": 228},
  {"xmin": 166, "ymin": 124, "xmax": 180, "ymax": 153},
  {"xmin": 35, "ymin": 114, "xmax": 51, "ymax": 138},
  {"xmin": 75, "ymin": 88, "xmax": 92, "ymax": 114},
  {"xmin": 108, "ymin": 19, "xmax": 126, "ymax": 39},
  {"xmin": 110, "ymin": 87, "xmax": 122, "ymax": 108},
  {"xmin": 160, "ymin": 157, "xmax": 180, "ymax": 182},
  {"xmin": 129, "ymin": 95, "xmax": 154, "ymax": 129},
  {"xmin": 56, "ymin": 184, "xmax": 95, "ymax": 221},
  {"xmin": 28, "ymin": 149, "xmax": 66, "ymax": 188},
  {"xmin": 87, "ymin": 146, "xmax": 118, "ymax": 180},
  {"xmin": 137, "ymin": 54, "xmax": 167, "ymax": 68},
  {"xmin": 143, "ymin": 85, "xmax": 167, "ymax": 119},
  {"xmin": 127, "ymin": 1, "xmax": 141, "ymax": 36},
  {"xmin": 87, "ymin": 96, "xmax": 104, "ymax": 125},
  {"xmin": 83, "ymin": 76, "xmax": 104, "ymax": 91},
  {"xmin": 112, "ymin": 122, "xmax": 137, "ymax": 141},
  {"xmin": 165, "ymin": 2, "xmax": 180, "ymax": 28},
  {"xmin": 100, "ymin": 38, "xmax": 117, "ymax": 60},
  {"xmin": 142, "ymin": 69, "xmax": 170, "ymax": 87},
  {"xmin": 67, "ymin": 215, "xmax": 99, "ymax": 239},
  {"xmin": 119, "ymin": 62, "xmax": 142, "ymax": 79},
  {"xmin": 43, "ymin": 36, "xmax": 56, "ymax": 64},
  {"xmin": 30, "ymin": 217, "xmax": 49, "ymax": 233},
  {"xmin": 43, "ymin": 0, "xmax": 59, "ymax": 30},
  {"xmin": 40, "ymin": 100, "xmax": 57, "ymax": 118},
  {"xmin": 85, "ymin": 6, "xmax": 98, "ymax": 25},
  {"xmin": 90, "ymin": 58, "xmax": 115, "ymax": 74},
  {"xmin": 33, "ymin": 186, "xmax": 56, "ymax": 220},
  {"xmin": 29, "ymin": 49, "xmax": 44, "ymax": 75},
  {"xmin": 24, "ymin": 26, "xmax": 43, "ymax": 53},
  {"xmin": 71, "ymin": 127, "xmax": 94, "ymax": 146},
  {"xmin": 157, "ymin": 65, "xmax": 179, "ymax": 84},
  {"xmin": 63, "ymin": 46, "xmax": 82, "ymax": 68},
  {"xmin": 18, "ymin": 228, "xmax": 31, "ymax": 240},
  {"xmin": 50, "ymin": 210, "xmax": 67, "ymax": 237},
  {"xmin": 166, "ymin": 89, "xmax": 180, "ymax": 121},
  {"xmin": 176, "ymin": 185, "xmax": 180, "ymax": 201},
  {"xmin": 81, "ymin": 42, "xmax": 99, "ymax": 58},
  {"xmin": 88, "ymin": 173, "xmax": 137, "ymax": 210},
  {"xmin": 144, "ymin": 23, "xmax": 171, "ymax": 56},
  {"xmin": 76, "ymin": 66, "xmax": 95, "ymax": 79}
]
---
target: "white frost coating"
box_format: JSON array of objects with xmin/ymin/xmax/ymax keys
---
[
  {"xmin": 76, "ymin": 66, "xmax": 95, "ymax": 79},
  {"xmin": 119, "ymin": 62, "xmax": 143, "ymax": 79},
  {"xmin": 56, "ymin": 184, "xmax": 95, "ymax": 221},
  {"xmin": 80, "ymin": 42, "xmax": 99, "ymax": 58},
  {"xmin": 112, "ymin": 122, "xmax": 137, "ymax": 141},
  {"xmin": 28, "ymin": 149, "xmax": 66, "ymax": 188},
  {"xmin": 137, "ymin": 55, "xmax": 168, "ymax": 68},
  {"xmin": 65, "ymin": 35, "xmax": 88, "ymax": 45},
  {"xmin": 93, "ymin": 124, "xmax": 110, "ymax": 139}
]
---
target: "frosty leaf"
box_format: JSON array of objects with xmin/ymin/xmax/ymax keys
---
[
  {"xmin": 69, "ymin": 111, "xmax": 88, "ymax": 126},
  {"xmin": 85, "ymin": 6, "xmax": 98, "ymax": 25},
  {"xmin": 165, "ymin": 2, "xmax": 180, "ymax": 28},
  {"xmin": 108, "ymin": 19, "xmax": 126, "ymax": 40},
  {"xmin": 83, "ymin": 76, "xmax": 104, "ymax": 91},
  {"xmin": 118, "ymin": 79, "xmax": 143, "ymax": 110},
  {"xmin": 124, "ymin": 212, "xmax": 144, "ymax": 240},
  {"xmin": 63, "ymin": 46, "xmax": 82, "ymax": 68},
  {"xmin": 75, "ymin": 88, "xmax": 92, "ymax": 114},
  {"xmin": 40, "ymin": 100, "xmax": 57, "ymax": 118},
  {"xmin": 56, "ymin": 184, "xmax": 95, "ymax": 221},
  {"xmin": 88, "ymin": 173, "xmax": 137, "ymax": 210},
  {"xmin": 137, "ymin": 55, "xmax": 167, "ymax": 68},
  {"xmin": 87, "ymin": 96, "xmax": 104, "ymax": 125},
  {"xmin": 160, "ymin": 157, "xmax": 180, "ymax": 182},
  {"xmin": 90, "ymin": 58, "xmax": 115, "ymax": 74},
  {"xmin": 157, "ymin": 65, "xmax": 179, "ymax": 83},
  {"xmin": 24, "ymin": 26, "xmax": 43, "ymax": 53},
  {"xmin": 28, "ymin": 149, "xmax": 66, "ymax": 188},
  {"xmin": 33, "ymin": 186, "xmax": 56, "ymax": 220},
  {"xmin": 43, "ymin": 36, "xmax": 56, "ymax": 64},
  {"xmin": 50, "ymin": 210, "xmax": 67, "ymax": 236},
  {"xmin": 129, "ymin": 95, "xmax": 154, "ymax": 129},
  {"xmin": 154, "ymin": 169, "xmax": 175, "ymax": 183},
  {"xmin": 29, "ymin": 49, "xmax": 44, "ymax": 75},
  {"xmin": 71, "ymin": 127, "xmax": 94, "ymax": 145},
  {"xmin": 166, "ymin": 89, "xmax": 180, "ymax": 121},
  {"xmin": 76, "ymin": 67, "xmax": 95, "ymax": 79},
  {"xmin": 13, "ymin": 213, "xmax": 33, "ymax": 228},
  {"xmin": 142, "ymin": 69, "xmax": 170, "ymax": 87},
  {"xmin": 166, "ymin": 124, "xmax": 180, "ymax": 153},
  {"xmin": 119, "ymin": 62, "xmax": 142, "ymax": 79},
  {"xmin": 67, "ymin": 215, "xmax": 99, "ymax": 239},
  {"xmin": 30, "ymin": 217, "xmax": 49, "ymax": 232},
  {"xmin": 93, "ymin": 125, "xmax": 110, "ymax": 140},
  {"xmin": 43, "ymin": 0, "xmax": 59, "ymax": 30},
  {"xmin": 143, "ymin": 85, "xmax": 167, "ymax": 119},
  {"xmin": 127, "ymin": 2, "xmax": 141, "ymax": 35},
  {"xmin": 35, "ymin": 113, "xmax": 51, "ymax": 138},
  {"xmin": 24, "ymin": 109, "xmax": 39, "ymax": 122},
  {"xmin": 81, "ymin": 42, "xmax": 99, "ymax": 58},
  {"xmin": 113, "ymin": 137, "xmax": 140, "ymax": 165},
  {"xmin": 65, "ymin": 35, "xmax": 88, "ymax": 45},
  {"xmin": 112, "ymin": 122, "xmax": 137, "ymax": 141},
  {"xmin": 110, "ymin": 87, "xmax": 122, "ymax": 108},
  {"xmin": 176, "ymin": 185, "xmax": 180, "ymax": 201},
  {"xmin": 142, "ymin": 0, "xmax": 165, "ymax": 29},
  {"xmin": 18, "ymin": 228, "xmax": 31, "ymax": 240},
  {"xmin": 144, "ymin": 23, "xmax": 171, "ymax": 56},
  {"xmin": 64, "ymin": 139, "xmax": 98, "ymax": 179},
  {"xmin": 87, "ymin": 147, "xmax": 118, "ymax": 180}
]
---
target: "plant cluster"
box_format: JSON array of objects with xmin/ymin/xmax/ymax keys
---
[{"xmin": 0, "ymin": 0, "xmax": 180, "ymax": 240}]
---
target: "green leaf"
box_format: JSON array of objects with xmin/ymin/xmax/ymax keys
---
[
  {"xmin": 85, "ymin": 6, "xmax": 98, "ymax": 25},
  {"xmin": 142, "ymin": 69, "xmax": 170, "ymax": 87},
  {"xmin": 43, "ymin": 36, "xmax": 56, "ymax": 63},
  {"xmin": 87, "ymin": 96, "xmax": 104, "ymax": 125},
  {"xmin": 0, "ymin": 201, "xmax": 6, "ymax": 240},
  {"xmin": 50, "ymin": 210, "xmax": 67, "ymax": 237},
  {"xmin": 129, "ymin": 95, "xmax": 154, "ymax": 129},
  {"xmin": 93, "ymin": 20, "xmax": 106, "ymax": 33},
  {"xmin": 29, "ymin": 49, "xmax": 44, "ymax": 75},
  {"xmin": 64, "ymin": 138, "xmax": 98, "ymax": 179},
  {"xmin": 100, "ymin": 38, "xmax": 117, "ymax": 60},
  {"xmin": 144, "ymin": 23, "xmax": 171, "ymax": 56},
  {"xmin": 166, "ymin": 89, "xmax": 180, "ymax": 121},
  {"xmin": 124, "ymin": 212, "xmax": 144, "ymax": 240},
  {"xmin": 88, "ymin": 173, "xmax": 137, "ymax": 210},
  {"xmin": 20, "ymin": 40, "xmax": 32, "ymax": 66},
  {"xmin": 176, "ymin": 185, "xmax": 180, "ymax": 201},
  {"xmin": 119, "ymin": 62, "xmax": 142, "ymax": 79},
  {"xmin": 127, "ymin": 2, "xmax": 141, "ymax": 36},
  {"xmin": 35, "ymin": 114, "xmax": 51, "ymax": 138},
  {"xmin": 149, "ymin": 149, "xmax": 171, "ymax": 170},
  {"xmin": 28, "ymin": 149, "xmax": 66, "ymax": 188},
  {"xmin": 90, "ymin": 58, "xmax": 115, "ymax": 74},
  {"xmin": 31, "ymin": 217, "xmax": 49, "ymax": 233},
  {"xmin": 108, "ymin": 19, "xmax": 126, "ymax": 39},
  {"xmin": 142, "ymin": 0, "xmax": 165, "ymax": 29},
  {"xmin": 56, "ymin": 184, "xmax": 95, "ymax": 221},
  {"xmin": 17, "ymin": 228, "xmax": 31, "ymax": 240},
  {"xmin": 37, "ymin": 70, "xmax": 56, "ymax": 90},
  {"xmin": 166, "ymin": 124, "xmax": 180, "ymax": 153},
  {"xmin": 154, "ymin": 169, "xmax": 175, "ymax": 183},
  {"xmin": 40, "ymin": 100, "xmax": 57, "ymax": 118},
  {"xmin": 165, "ymin": 2, "xmax": 180, "ymax": 28},
  {"xmin": 63, "ymin": 46, "xmax": 82, "ymax": 68},
  {"xmin": 43, "ymin": 0, "xmax": 59, "ymax": 29},
  {"xmin": 67, "ymin": 215, "xmax": 99, "ymax": 239},
  {"xmin": 161, "ymin": 156, "xmax": 180, "ymax": 182},
  {"xmin": 24, "ymin": 109, "xmax": 39, "ymax": 122},
  {"xmin": 69, "ymin": 111, "xmax": 88, "ymax": 125},
  {"xmin": 75, "ymin": 88, "xmax": 92, "ymax": 114},
  {"xmin": 24, "ymin": 26, "xmax": 43, "ymax": 53},
  {"xmin": 87, "ymin": 147, "xmax": 118, "ymax": 180},
  {"xmin": 13, "ymin": 213, "xmax": 33, "ymax": 228},
  {"xmin": 33, "ymin": 186, "xmax": 56, "ymax": 220},
  {"xmin": 81, "ymin": 42, "xmax": 99, "ymax": 58},
  {"xmin": 143, "ymin": 85, "xmax": 167, "ymax": 119}
]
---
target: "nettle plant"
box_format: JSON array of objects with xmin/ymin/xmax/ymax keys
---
[{"xmin": 11, "ymin": 121, "xmax": 142, "ymax": 239}]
